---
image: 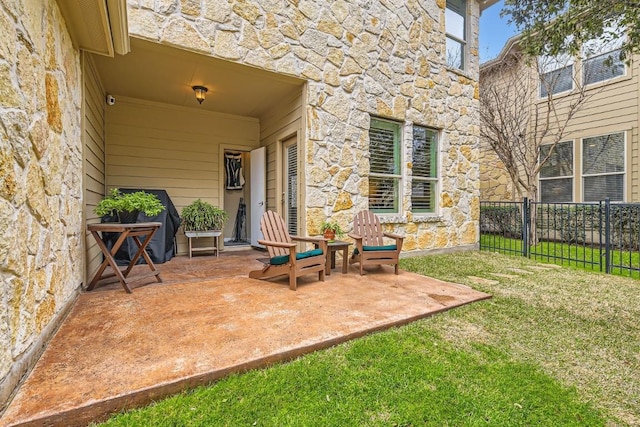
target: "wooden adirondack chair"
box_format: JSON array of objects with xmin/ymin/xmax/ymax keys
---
[
  {"xmin": 249, "ymin": 211, "xmax": 328, "ymax": 290},
  {"xmin": 348, "ymin": 210, "xmax": 404, "ymax": 275}
]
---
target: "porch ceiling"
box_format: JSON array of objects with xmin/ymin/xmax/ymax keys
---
[{"xmin": 91, "ymin": 37, "xmax": 305, "ymax": 118}]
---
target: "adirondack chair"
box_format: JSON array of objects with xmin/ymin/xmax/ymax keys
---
[
  {"xmin": 348, "ymin": 210, "xmax": 404, "ymax": 275},
  {"xmin": 249, "ymin": 211, "xmax": 328, "ymax": 290}
]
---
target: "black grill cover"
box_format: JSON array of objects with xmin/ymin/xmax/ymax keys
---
[{"xmin": 101, "ymin": 189, "xmax": 181, "ymax": 265}]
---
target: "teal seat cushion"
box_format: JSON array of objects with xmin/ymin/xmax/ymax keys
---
[
  {"xmin": 353, "ymin": 245, "xmax": 397, "ymax": 255},
  {"xmin": 270, "ymin": 248, "xmax": 323, "ymax": 266}
]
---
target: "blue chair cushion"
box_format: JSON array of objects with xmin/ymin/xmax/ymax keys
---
[
  {"xmin": 270, "ymin": 248, "xmax": 323, "ymax": 266},
  {"xmin": 353, "ymin": 245, "xmax": 397, "ymax": 255}
]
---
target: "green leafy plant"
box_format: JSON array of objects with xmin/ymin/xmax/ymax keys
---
[
  {"xmin": 94, "ymin": 188, "xmax": 165, "ymax": 217},
  {"xmin": 320, "ymin": 220, "xmax": 344, "ymax": 239},
  {"xmin": 181, "ymin": 199, "xmax": 228, "ymax": 231}
]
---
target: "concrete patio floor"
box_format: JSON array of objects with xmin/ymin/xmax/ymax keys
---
[{"xmin": 1, "ymin": 249, "xmax": 491, "ymax": 426}]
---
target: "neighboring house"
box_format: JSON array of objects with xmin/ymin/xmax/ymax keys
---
[
  {"xmin": 479, "ymin": 32, "xmax": 639, "ymax": 203},
  {"xmin": 0, "ymin": 0, "xmax": 497, "ymax": 409}
]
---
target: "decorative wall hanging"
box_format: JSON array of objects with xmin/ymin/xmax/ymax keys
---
[{"xmin": 225, "ymin": 152, "xmax": 245, "ymax": 190}]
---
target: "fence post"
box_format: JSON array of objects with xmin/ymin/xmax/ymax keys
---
[
  {"xmin": 522, "ymin": 197, "xmax": 529, "ymax": 257},
  {"xmin": 604, "ymin": 198, "xmax": 611, "ymax": 274}
]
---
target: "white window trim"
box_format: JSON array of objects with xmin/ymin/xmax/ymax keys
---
[
  {"xmin": 582, "ymin": 49, "xmax": 626, "ymax": 87},
  {"xmin": 539, "ymin": 64, "xmax": 574, "ymax": 98},
  {"xmin": 581, "ymin": 131, "xmax": 626, "ymax": 202},
  {"xmin": 538, "ymin": 140, "xmax": 575, "ymax": 203}
]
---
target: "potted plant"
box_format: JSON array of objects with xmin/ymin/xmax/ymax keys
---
[
  {"xmin": 181, "ymin": 199, "xmax": 228, "ymax": 257},
  {"xmin": 320, "ymin": 220, "xmax": 344, "ymax": 241},
  {"xmin": 181, "ymin": 199, "xmax": 228, "ymax": 234},
  {"xmin": 94, "ymin": 188, "xmax": 165, "ymax": 223}
]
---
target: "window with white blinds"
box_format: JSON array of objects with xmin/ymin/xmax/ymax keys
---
[
  {"xmin": 369, "ymin": 118, "xmax": 401, "ymax": 213},
  {"xmin": 539, "ymin": 141, "xmax": 574, "ymax": 202},
  {"xmin": 540, "ymin": 65, "xmax": 573, "ymax": 97},
  {"xmin": 285, "ymin": 143, "xmax": 297, "ymax": 235},
  {"xmin": 582, "ymin": 24, "xmax": 625, "ymax": 85},
  {"xmin": 583, "ymin": 49, "xmax": 624, "ymax": 85},
  {"xmin": 411, "ymin": 126, "xmax": 438, "ymax": 213},
  {"xmin": 582, "ymin": 133, "xmax": 624, "ymax": 202}
]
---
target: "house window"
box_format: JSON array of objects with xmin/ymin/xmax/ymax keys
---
[
  {"xmin": 369, "ymin": 118, "xmax": 401, "ymax": 213},
  {"xmin": 539, "ymin": 141, "xmax": 573, "ymax": 202},
  {"xmin": 411, "ymin": 126, "xmax": 438, "ymax": 213},
  {"xmin": 582, "ymin": 23, "xmax": 625, "ymax": 85},
  {"xmin": 583, "ymin": 49, "xmax": 624, "ymax": 85},
  {"xmin": 539, "ymin": 54, "xmax": 574, "ymax": 97},
  {"xmin": 445, "ymin": 0, "xmax": 466, "ymax": 70},
  {"xmin": 583, "ymin": 133, "xmax": 624, "ymax": 202}
]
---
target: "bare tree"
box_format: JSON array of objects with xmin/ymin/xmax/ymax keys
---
[
  {"xmin": 480, "ymin": 51, "xmax": 596, "ymax": 204},
  {"xmin": 480, "ymin": 50, "xmax": 602, "ymax": 242}
]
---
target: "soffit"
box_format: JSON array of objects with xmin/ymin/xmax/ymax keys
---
[
  {"xmin": 56, "ymin": 0, "xmax": 129, "ymax": 56},
  {"xmin": 479, "ymin": 0, "xmax": 500, "ymax": 11},
  {"xmin": 91, "ymin": 38, "xmax": 305, "ymax": 118}
]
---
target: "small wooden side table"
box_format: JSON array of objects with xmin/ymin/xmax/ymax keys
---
[
  {"xmin": 87, "ymin": 222, "xmax": 163, "ymax": 293},
  {"xmin": 185, "ymin": 230, "xmax": 221, "ymax": 258},
  {"xmin": 325, "ymin": 240, "xmax": 352, "ymax": 275}
]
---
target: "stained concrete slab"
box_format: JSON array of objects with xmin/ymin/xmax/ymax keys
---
[{"xmin": 1, "ymin": 251, "xmax": 490, "ymax": 426}]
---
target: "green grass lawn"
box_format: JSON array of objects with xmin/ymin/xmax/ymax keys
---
[{"xmin": 97, "ymin": 252, "xmax": 640, "ymax": 426}]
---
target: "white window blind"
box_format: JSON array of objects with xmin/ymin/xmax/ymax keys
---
[
  {"xmin": 583, "ymin": 49, "xmax": 624, "ymax": 85},
  {"xmin": 583, "ymin": 133, "xmax": 624, "ymax": 202},
  {"xmin": 539, "ymin": 141, "xmax": 573, "ymax": 202},
  {"xmin": 286, "ymin": 143, "xmax": 297, "ymax": 235},
  {"xmin": 369, "ymin": 118, "xmax": 401, "ymax": 213}
]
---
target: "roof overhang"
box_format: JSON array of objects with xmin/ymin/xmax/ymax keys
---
[
  {"xmin": 479, "ymin": 0, "xmax": 500, "ymax": 11},
  {"xmin": 480, "ymin": 33, "xmax": 523, "ymax": 71},
  {"xmin": 56, "ymin": 0, "xmax": 130, "ymax": 57}
]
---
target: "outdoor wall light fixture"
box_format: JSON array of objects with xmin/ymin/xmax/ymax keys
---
[{"xmin": 192, "ymin": 85, "xmax": 208, "ymax": 104}]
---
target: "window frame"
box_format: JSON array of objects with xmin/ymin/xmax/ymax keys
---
[
  {"xmin": 445, "ymin": 0, "xmax": 467, "ymax": 71},
  {"xmin": 581, "ymin": 21, "xmax": 626, "ymax": 86},
  {"xmin": 368, "ymin": 117, "xmax": 402, "ymax": 214},
  {"xmin": 539, "ymin": 141, "xmax": 575, "ymax": 203},
  {"xmin": 411, "ymin": 125, "xmax": 439, "ymax": 214},
  {"xmin": 582, "ymin": 48, "xmax": 625, "ymax": 86},
  {"xmin": 581, "ymin": 132, "xmax": 626, "ymax": 202},
  {"xmin": 538, "ymin": 55, "xmax": 574, "ymax": 98}
]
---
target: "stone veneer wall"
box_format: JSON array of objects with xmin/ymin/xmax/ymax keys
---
[
  {"xmin": 127, "ymin": 0, "xmax": 481, "ymax": 251},
  {"xmin": 479, "ymin": 140, "xmax": 515, "ymax": 201},
  {"xmin": 0, "ymin": 0, "xmax": 83, "ymax": 408}
]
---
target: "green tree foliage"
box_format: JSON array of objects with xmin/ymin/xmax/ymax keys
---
[{"xmin": 503, "ymin": 0, "xmax": 640, "ymax": 61}]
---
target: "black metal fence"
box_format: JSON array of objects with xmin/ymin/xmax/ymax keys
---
[{"xmin": 480, "ymin": 198, "xmax": 640, "ymax": 277}]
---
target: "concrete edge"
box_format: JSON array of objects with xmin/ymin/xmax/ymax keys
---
[
  {"xmin": 0, "ymin": 287, "xmax": 81, "ymax": 415},
  {"xmin": 13, "ymin": 292, "xmax": 492, "ymax": 427}
]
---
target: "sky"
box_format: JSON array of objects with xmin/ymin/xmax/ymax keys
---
[{"xmin": 479, "ymin": 0, "xmax": 519, "ymax": 63}]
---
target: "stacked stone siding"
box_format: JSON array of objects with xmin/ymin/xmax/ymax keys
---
[
  {"xmin": 0, "ymin": 0, "xmax": 83, "ymax": 406},
  {"xmin": 128, "ymin": 0, "xmax": 482, "ymax": 252},
  {"xmin": 479, "ymin": 140, "xmax": 514, "ymax": 201}
]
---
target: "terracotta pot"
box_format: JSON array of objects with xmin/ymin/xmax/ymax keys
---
[{"xmin": 323, "ymin": 230, "xmax": 335, "ymax": 240}]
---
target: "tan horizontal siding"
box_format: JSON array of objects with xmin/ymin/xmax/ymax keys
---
[
  {"xmin": 82, "ymin": 54, "xmax": 106, "ymax": 284},
  {"xmin": 106, "ymin": 96, "xmax": 259, "ymax": 255},
  {"xmin": 260, "ymin": 91, "xmax": 303, "ymax": 215}
]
